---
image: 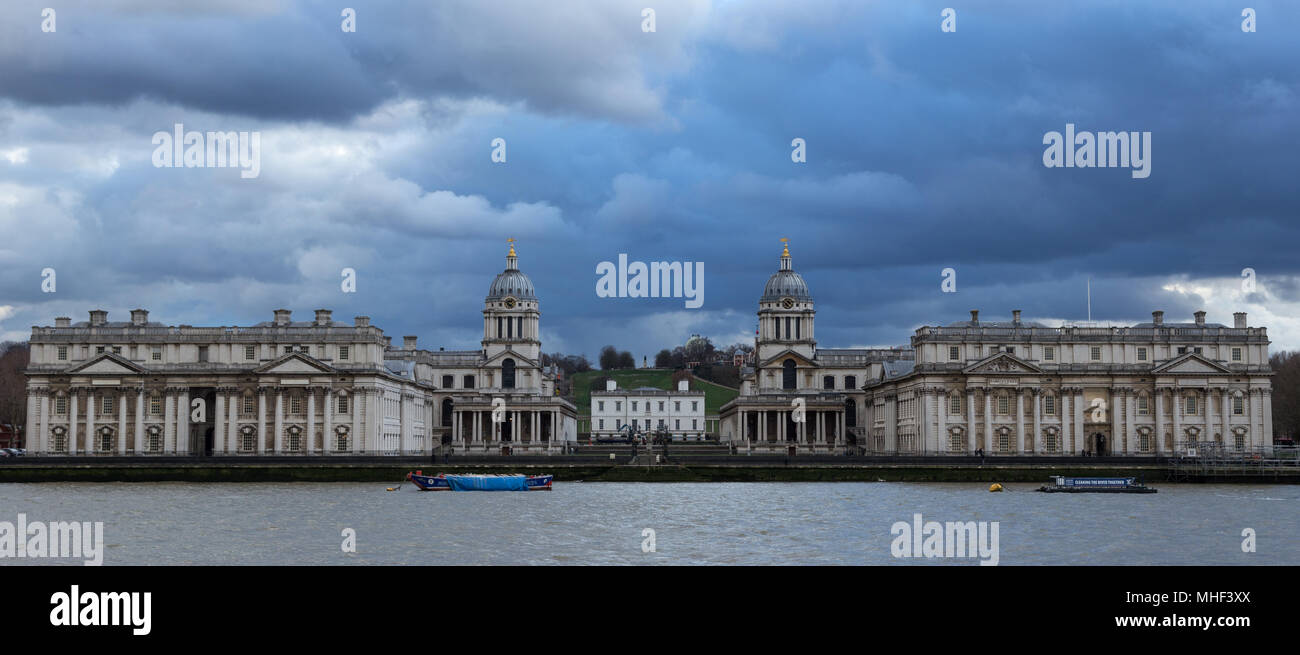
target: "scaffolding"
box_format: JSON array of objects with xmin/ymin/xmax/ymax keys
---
[{"xmin": 1169, "ymin": 441, "xmax": 1300, "ymax": 480}]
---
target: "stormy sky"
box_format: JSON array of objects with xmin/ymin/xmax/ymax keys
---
[{"xmin": 2, "ymin": 0, "xmax": 1298, "ymax": 360}]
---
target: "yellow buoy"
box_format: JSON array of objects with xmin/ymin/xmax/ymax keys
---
[
  {"xmin": 386, "ymin": 487, "xmax": 397, "ymax": 492},
  {"xmin": 989, "ymin": 483, "xmax": 1003, "ymax": 492}
]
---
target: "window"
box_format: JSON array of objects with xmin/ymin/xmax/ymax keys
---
[
  {"xmin": 1137, "ymin": 396, "xmax": 1149, "ymax": 415},
  {"xmin": 284, "ymin": 346, "xmax": 293, "ymax": 354},
  {"xmin": 298, "ymin": 345, "xmax": 309, "ymax": 353},
  {"xmin": 151, "ymin": 346, "xmax": 161, "ymax": 361},
  {"xmin": 112, "ymin": 346, "xmax": 122, "ymax": 355},
  {"xmin": 1233, "ymin": 395, "xmax": 1244, "ymax": 415},
  {"xmin": 1231, "ymin": 348, "xmax": 1242, "ymax": 362},
  {"xmin": 845, "ymin": 375, "xmax": 856, "ymax": 389},
  {"xmin": 151, "ymin": 396, "xmax": 162, "ymax": 415},
  {"xmin": 1045, "ymin": 395, "xmax": 1056, "ymax": 416},
  {"xmin": 949, "ymin": 394, "xmax": 961, "ymax": 415},
  {"xmin": 632, "ymin": 402, "xmax": 638, "ymax": 412},
  {"xmin": 598, "ymin": 419, "xmax": 605, "ymax": 430},
  {"xmin": 198, "ymin": 346, "xmax": 209, "ymax": 363},
  {"xmin": 1005, "ymin": 346, "xmax": 1015, "ymax": 355},
  {"xmin": 1185, "ymin": 396, "xmax": 1197, "ymax": 415},
  {"xmin": 1177, "ymin": 347, "xmax": 1187, "ymax": 355},
  {"xmin": 675, "ymin": 419, "xmax": 680, "ymax": 429},
  {"xmin": 1137, "ymin": 347, "xmax": 1148, "ymax": 362},
  {"xmin": 692, "ymin": 401, "xmax": 698, "ymax": 412},
  {"xmin": 56, "ymin": 396, "xmax": 67, "ymax": 415},
  {"xmin": 243, "ymin": 395, "xmax": 254, "ymax": 414},
  {"xmin": 1090, "ymin": 346, "xmax": 1101, "ymax": 361},
  {"xmin": 245, "ymin": 345, "xmax": 256, "ymax": 360},
  {"xmin": 96, "ymin": 346, "xmax": 105, "ymax": 354},
  {"xmin": 998, "ymin": 395, "xmax": 1009, "ymax": 415},
  {"xmin": 990, "ymin": 347, "xmax": 999, "ymax": 355},
  {"xmin": 1044, "ymin": 346, "xmax": 1055, "ymax": 361},
  {"xmin": 824, "ymin": 375, "xmax": 835, "ymax": 390},
  {"xmin": 782, "ymin": 359, "xmax": 797, "ymax": 390},
  {"xmin": 57, "ymin": 346, "xmax": 68, "ymax": 361},
  {"xmin": 290, "ymin": 395, "xmax": 303, "ymax": 414},
  {"xmin": 463, "ymin": 375, "xmax": 475, "ymax": 388},
  {"xmin": 337, "ymin": 394, "xmax": 348, "ymax": 413},
  {"xmin": 339, "ymin": 346, "xmax": 350, "ymax": 361},
  {"xmin": 130, "ymin": 345, "xmax": 137, "ymax": 359},
  {"xmin": 615, "ymin": 402, "xmax": 622, "ymax": 411},
  {"xmin": 1193, "ymin": 347, "xmax": 1203, "ymax": 355},
  {"xmin": 949, "ymin": 346, "xmax": 960, "ymax": 361},
  {"xmin": 673, "ymin": 401, "xmax": 680, "ymax": 411},
  {"xmin": 502, "ymin": 358, "xmax": 516, "ymax": 389},
  {"xmin": 597, "ymin": 401, "xmax": 604, "ymax": 412}
]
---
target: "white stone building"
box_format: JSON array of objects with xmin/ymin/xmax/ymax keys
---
[
  {"xmin": 720, "ymin": 241, "xmax": 1274, "ymax": 457},
  {"xmin": 23, "ymin": 242, "xmax": 577, "ymax": 456},
  {"xmin": 590, "ymin": 379, "xmax": 707, "ymax": 440}
]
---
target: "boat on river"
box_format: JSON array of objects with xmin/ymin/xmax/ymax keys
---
[
  {"xmin": 406, "ymin": 471, "xmax": 553, "ymax": 491},
  {"xmin": 1037, "ymin": 476, "xmax": 1156, "ymax": 493}
]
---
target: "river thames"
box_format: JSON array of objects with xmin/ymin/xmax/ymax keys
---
[{"xmin": 1, "ymin": 482, "xmax": 1295, "ymax": 565}]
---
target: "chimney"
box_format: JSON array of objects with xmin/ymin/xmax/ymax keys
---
[
  {"xmin": 314, "ymin": 309, "xmax": 332, "ymax": 326},
  {"xmin": 88, "ymin": 309, "xmax": 108, "ymax": 326},
  {"xmin": 678, "ymin": 379, "xmax": 689, "ymax": 392},
  {"xmin": 1234, "ymin": 312, "xmax": 1247, "ymax": 329},
  {"xmin": 273, "ymin": 309, "xmax": 291, "ymax": 326},
  {"xmin": 403, "ymin": 336, "xmax": 417, "ymax": 350},
  {"xmin": 354, "ymin": 316, "xmax": 370, "ymax": 328},
  {"xmin": 1012, "ymin": 309, "xmax": 1022, "ymax": 324},
  {"xmin": 54, "ymin": 317, "xmax": 71, "ymax": 328},
  {"xmin": 1152, "ymin": 310, "xmax": 1164, "ymax": 326},
  {"xmin": 1194, "ymin": 310, "xmax": 1206, "ymax": 326},
  {"xmin": 970, "ymin": 309, "xmax": 979, "ymax": 324},
  {"xmin": 383, "ymin": 336, "xmax": 392, "ymax": 348},
  {"xmin": 606, "ymin": 380, "xmax": 617, "ymax": 391},
  {"xmin": 130, "ymin": 309, "xmax": 149, "ymax": 326}
]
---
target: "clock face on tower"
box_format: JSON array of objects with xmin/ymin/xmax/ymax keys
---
[
  {"xmin": 504, "ymin": 296, "xmax": 518, "ymax": 309},
  {"xmin": 781, "ymin": 297, "xmax": 795, "ymax": 309}
]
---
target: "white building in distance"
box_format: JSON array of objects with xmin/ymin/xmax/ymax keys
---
[{"xmin": 591, "ymin": 379, "xmax": 707, "ymax": 440}]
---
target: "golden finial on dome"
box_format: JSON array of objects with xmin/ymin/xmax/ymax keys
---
[
  {"xmin": 780, "ymin": 237, "xmax": 789, "ymax": 257},
  {"xmin": 507, "ymin": 237, "xmax": 516, "ymax": 257}
]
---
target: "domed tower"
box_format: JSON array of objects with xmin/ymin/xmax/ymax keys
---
[
  {"xmin": 483, "ymin": 239, "xmax": 541, "ymax": 385},
  {"xmin": 756, "ymin": 238, "xmax": 816, "ymax": 363}
]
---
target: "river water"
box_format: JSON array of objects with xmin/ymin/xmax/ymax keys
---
[{"xmin": 0, "ymin": 482, "xmax": 1295, "ymax": 565}]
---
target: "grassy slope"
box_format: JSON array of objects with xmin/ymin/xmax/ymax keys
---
[{"xmin": 570, "ymin": 369, "xmax": 738, "ymax": 415}]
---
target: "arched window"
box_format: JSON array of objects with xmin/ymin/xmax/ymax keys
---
[
  {"xmin": 782, "ymin": 359, "xmax": 796, "ymax": 390},
  {"xmin": 502, "ymin": 358, "xmax": 516, "ymax": 389}
]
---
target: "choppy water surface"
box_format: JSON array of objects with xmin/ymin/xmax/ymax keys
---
[{"xmin": 1, "ymin": 482, "xmax": 1295, "ymax": 565}]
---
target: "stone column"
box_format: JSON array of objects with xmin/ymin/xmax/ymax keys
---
[
  {"xmin": 1034, "ymin": 389, "xmax": 1043, "ymax": 454},
  {"xmin": 307, "ymin": 388, "xmax": 317, "ymax": 455},
  {"xmin": 39, "ymin": 391, "xmax": 50, "ymax": 455},
  {"xmin": 1154, "ymin": 388, "xmax": 1164, "ymax": 455},
  {"xmin": 69, "ymin": 390, "xmax": 80, "ymax": 455},
  {"xmin": 1111, "ymin": 387, "xmax": 1121, "ymax": 455},
  {"xmin": 966, "ymin": 389, "xmax": 976, "ymax": 453},
  {"xmin": 274, "ymin": 389, "xmax": 284, "ymax": 453},
  {"xmin": 118, "ymin": 389, "xmax": 128, "ymax": 455},
  {"xmin": 214, "ymin": 391, "xmax": 225, "ymax": 455},
  {"xmin": 1124, "ymin": 389, "xmax": 1135, "ymax": 455},
  {"xmin": 323, "ymin": 389, "xmax": 332, "ymax": 454},
  {"xmin": 1017, "ymin": 390, "xmax": 1026, "ymax": 454},
  {"xmin": 1171, "ymin": 389, "xmax": 1181, "ymax": 452},
  {"xmin": 1262, "ymin": 389, "xmax": 1274, "ymax": 455},
  {"xmin": 983, "ymin": 390, "xmax": 992, "ymax": 453},
  {"xmin": 178, "ymin": 388, "xmax": 190, "ymax": 455},
  {"xmin": 937, "ymin": 390, "xmax": 948, "ymax": 454},
  {"xmin": 1073, "ymin": 388, "xmax": 1084, "ymax": 455},
  {"xmin": 1222, "ymin": 388, "xmax": 1231, "ymax": 447},
  {"xmin": 85, "ymin": 389, "xmax": 95, "ymax": 454},
  {"xmin": 351, "ymin": 389, "xmax": 361, "ymax": 453},
  {"xmin": 134, "ymin": 388, "xmax": 145, "ymax": 454},
  {"xmin": 1203, "ymin": 389, "xmax": 1212, "ymax": 442},
  {"xmin": 257, "ymin": 388, "xmax": 267, "ymax": 455},
  {"xmin": 25, "ymin": 389, "xmax": 37, "ymax": 454},
  {"xmin": 227, "ymin": 388, "xmax": 237, "ymax": 454}
]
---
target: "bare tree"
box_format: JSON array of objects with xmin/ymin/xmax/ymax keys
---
[{"xmin": 0, "ymin": 342, "xmax": 30, "ymax": 444}]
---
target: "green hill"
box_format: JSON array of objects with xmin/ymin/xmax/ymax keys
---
[{"xmin": 569, "ymin": 369, "xmax": 738, "ymax": 415}]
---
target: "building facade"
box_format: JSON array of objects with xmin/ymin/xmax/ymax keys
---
[
  {"xmin": 720, "ymin": 241, "xmax": 1274, "ymax": 457},
  {"xmin": 23, "ymin": 242, "xmax": 576, "ymax": 456},
  {"xmin": 590, "ymin": 379, "xmax": 707, "ymax": 440}
]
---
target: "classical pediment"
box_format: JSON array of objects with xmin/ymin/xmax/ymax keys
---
[
  {"xmin": 482, "ymin": 349, "xmax": 538, "ymax": 369},
  {"xmin": 963, "ymin": 352, "xmax": 1043, "ymax": 375},
  {"xmin": 1152, "ymin": 352, "xmax": 1232, "ymax": 375},
  {"xmin": 66, "ymin": 352, "xmax": 148, "ymax": 375},
  {"xmin": 253, "ymin": 352, "xmax": 337, "ymax": 375},
  {"xmin": 758, "ymin": 349, "xmax": 818, "ymax": 369}
]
